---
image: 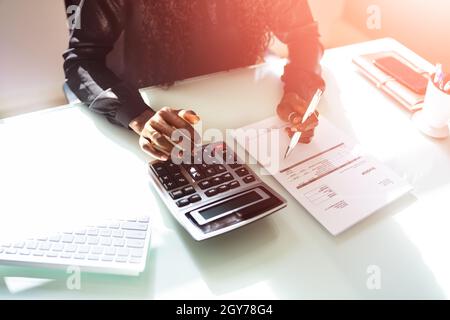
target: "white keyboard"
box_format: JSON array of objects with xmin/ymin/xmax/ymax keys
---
[{"xmin": 0, "ymin": 217, "xmax": 151, "ymax": 276}]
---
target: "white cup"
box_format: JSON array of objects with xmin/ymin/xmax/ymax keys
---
[{"xmin": 412, "ymin": 79, "xmax": 450, "ymax": 138}]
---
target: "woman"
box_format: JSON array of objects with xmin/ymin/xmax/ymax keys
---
[{"xmin": 63, "ymin": 0, "xmax": 325, "ymax": 161}]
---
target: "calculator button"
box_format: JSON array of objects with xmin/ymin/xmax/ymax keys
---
[
  {"xmin": 236, "ymin": 167, "xmax": 249, "ymax": 177},
  {"xmin": 218, "ymin": 184, "xmax": 230, "ymax": 193},
  {"xmin": 205, "ymin": 188, "xmax": 219, "ymax": 197},
  {"xmin": 170, "ymin": 190, "xmax": 184, "ymax": 200},
  {"xmin": 164, "ymin": 181, "xmax": 177, "ymax": 191},
  {"xmin": 199, "ymin": 180, "xmax": 212, "ymax": 190},
  {"xmin": 222, "ymin": 173, "xmax": 233, "ymax": 182},
  {"xmin": 215, "ymin": 165, "xmax": 227, "ymax": 173},
  {"xmin": 229, "ymin": 163, "xmax": 242, "ymax": 169},
  {"xmin": 211, "ymin": 176, "xmax": 223, "ymax": 185},
  {"xmin": 183, "ymin": 186, "xmax": 196, "ymax": 195},
  {"xmin": 205, "ymin": 168, "xmax": 216, "ymax": 176},
  {"xmin": 152, "ymin": 163, "xmax": 167, "ymax": 175},
  {"xmin": 176, "ymin": 199, "xmax": 190, "ymax": 207},
  {"xmin": 159, "ymin": 175, "xmax": 171, "ymax": 184},
  {"xmin": 189, "ymin": 194, "xmax": 201, "ymax": 203},
  {"xmin": 243, "ymin": 175, "xmax": 256, "ymax": 184},
  {"xmin": 229, "ymin": 181, "xmax": 240, "ymax": 189},
  {"xmin": 176, "ymin": 177, "xmax": 189, "ymax": 187}
]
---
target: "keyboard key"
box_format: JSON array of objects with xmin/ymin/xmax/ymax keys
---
[
  {"xmin": 74, "ymin": 235, "xmax": 87, "ymax": 244},
  {"xmin": 229, "ymin": 181, "xmax": 240, "ymax": 189},
  {"xmin": 62, "ymin": 235, "xmax": 74, "ymax": 243},
  {"xmin": 183, "ymin": 186, "xmax": 195, "ymax": 195},
  {"xmin": 91, "ymin": 246, "xmax": 104, "ymax": 255},
  {"xmin": 65, "ymin": 244, "xmax": 77, "ymax": 253},
  {"xmin": 87, "ymin": 237, "xmax": 99, "ymax": 245},
  {"xmin": 1, "ymin": 243, "xmax": 11, "ymax": 248},
  {"xmin": 46, "ymin": 252, "xmax": 58, "ymax": 258},
  {"xmin": 236, "ymin": 167, "xmax": 249, "ymax": 177},
  {"xmin": 60, "ymin": 253, "xmax": 72, "ymax": 259},
  {"xmin": 38, "ymin": 242, "xmax": 52, "ymax": 251},
  {"xmin": 78, "ymin": 245, "xmax": 90, "ymax": 254},
  {"xmin": 113, "ymin": 238, "xmax": 126, "ymax": 247},
  {"xmin": 88, "ymin": 255, "xmax": 100, "ymax": 261},
  {"xmin": 0, "ymin": 248, "xmax": 4, "ymax": 254},
  {"xmin": 170, "ymin": 189, "xmax": 184, "ymax": 200},
  {"xmin": 125, "ymin": 231, "xmax": 147, "ymax": 240},
  {"xmin": 115, "ymin": 257, "xmax": 128, "ymax": 263},
  {"xmin": 26, "ymin": 241, "xmax": 38, "ymax": 250},
  {"xmin": 100, "ymin": 237, "xmax": 112, "ymax": 246},
  {"xmin": 49, "ymin": 235, "xmax": 61, "ymax": 242},
  {"xmin": 243, "ymin": 175, "xmax": 256, "ymax": 184},
  {"xmin": 99, "ymin": 229, "xmax": 112, "ymax": 237},
  {"xmin": 101, "ymin": 255, "xmax": 114, "ymax": 262},
  {"xmin": 117, "ymin": 248, "xmax": 130, "ymax": 257},
  {"xmin": 6, "ymin": 248, "xmax": 17, "ymax": 254},
  {"xmin": 52, "ymin": 243, "xmax": 65, "ymax": 252},
  {"xmin": 129, "ymin": 258, "xmax": 142, "ymax": 264},
  {"xmin": 74, "ymin": 253, "xmax": 86, "ymax": 260},
  {"xmin": 189, "ymin": 194, "xmax": 201, "ymax": 203},
  {"xmin": 19, "ymin": 249, "xmax": 31, "ymax": 256},
  {"xmin": 176, "ymin": 199, "xmax": 190, "ymax": 207},
  {"xmin": 229, "ymin": 163, "xmax": 242, "ymax": 169},
  {"xmin": 13, "ymin": 242, "xmax": 25, "ymax": 249},
  {"xmin": 127, "ymin": 239, "xmax": 145, "ymax": 248},
  {"xmin": 131, "ymin": 249, "xmax": 144, "ymax": 258},
  {"xmin": 122, "ymin": 222, "xmax": 148, "ymax": 231},
  {"xmin": 74, "ymin": 229, "xmax": 86, "ymax": 235},
  {"xmin": 104, "ymin": 247, "xmax": 116, "ymax": 256},
  {"xmin": 205, "ymin": 188, "xmax": 219, "ymax": 197},
  {"xmin": 138, "ymin": 217, "xmax": 150, "ymax": 223},
  {"xmin": 108, "ymin": 222, "xmax": 120, "ymax": 229},
  {"xmin": 32, "ymin": 251, "xmax": 44, "ymax": 257},
  {"xmin": 112, "ymin": 230, "xmax": 124, "ymax": 238},
  {"xmin": 87, "ymin": 229, "xmax": 99, "ymax": 236}
]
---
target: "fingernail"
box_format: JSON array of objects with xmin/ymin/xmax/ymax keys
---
[{"xmin": 161, "ymin": 155, "xmax": 168, "ymax": 161}]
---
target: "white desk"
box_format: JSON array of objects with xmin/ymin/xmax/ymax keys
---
[{"xmin": 1, "ymin": 38, "xmax": 449, "ymax": 299}]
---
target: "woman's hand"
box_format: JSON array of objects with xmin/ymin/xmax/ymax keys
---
[
  {"xmin": 276, "ymin": 92, "xmax": 319, "ymax": 144},
  {"xmin": 129, "ymin": 107, "xmax": 200, "ymax": 161}
]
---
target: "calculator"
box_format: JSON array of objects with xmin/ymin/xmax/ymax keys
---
[{"xmin": 148, "ymin": 142, "xmax": 287, "ymax": 240}]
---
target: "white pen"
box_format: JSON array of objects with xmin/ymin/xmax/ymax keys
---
[
  {"xmin": 434, "ymin": 64, "xmax": 443, "ymax": 84},
  {"xmin": 444, "ymin": 81, "xmax": 450, "ymax": 93}
]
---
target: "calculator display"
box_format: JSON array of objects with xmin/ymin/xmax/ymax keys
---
[{"xmin": 199, "ymin": 191, "xmax": 262, "ymax": 221}]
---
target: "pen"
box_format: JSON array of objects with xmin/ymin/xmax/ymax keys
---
[
  {"xmin": 434, "ymin": 64, "xmax": 443, "ymax": 85},
  {"xmin": 284, "ymin": 89, "xmax": 323, "ymax": 160},
  {"xmin": 444, "ymin": 81, "xmax": 450, "ymax": 93}
]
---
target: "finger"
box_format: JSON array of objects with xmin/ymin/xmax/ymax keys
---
[
  {"xmin": 178, "ymin": 109, "xmax": 200, "ymax": 125},
  {"xmin": 285, "ymin": 127, "xmax": 315, "ymax": 139},
  {"xmin": 147, "ymin": 113, "xmax": 177, "ymax": 141},
  {"xmin": 141, "ymin": 127, "xmax": 174, "ymax": 155},
  {"xmin": 139, "ymin": 136, "xmax": 169, "ymax": 161},
  {"xmin": 159, "ymin": 108, "xmax": 198, "ymax": 143},
  {"xmin": 295, "ymin": 115, "xmax": 319, "ymax": 132}
]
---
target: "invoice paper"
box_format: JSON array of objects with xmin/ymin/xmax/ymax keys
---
[{"xmin": 233, "ymin": 116, "xmax": 412, "ymax": 235}]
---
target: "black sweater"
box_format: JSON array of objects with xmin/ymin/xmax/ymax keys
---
[{"xmin": 63, "ymin": 0, "xmax": 324, "ymax": 127}]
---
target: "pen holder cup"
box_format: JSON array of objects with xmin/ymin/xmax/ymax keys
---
[{"xmin": 413, "ymin": 79, "xmax": 450, "ymax": 139}]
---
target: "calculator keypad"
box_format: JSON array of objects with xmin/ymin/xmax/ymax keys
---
[{"xmin": 151, "ymin": 143, "xmax": 258, "ymax": 208}]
